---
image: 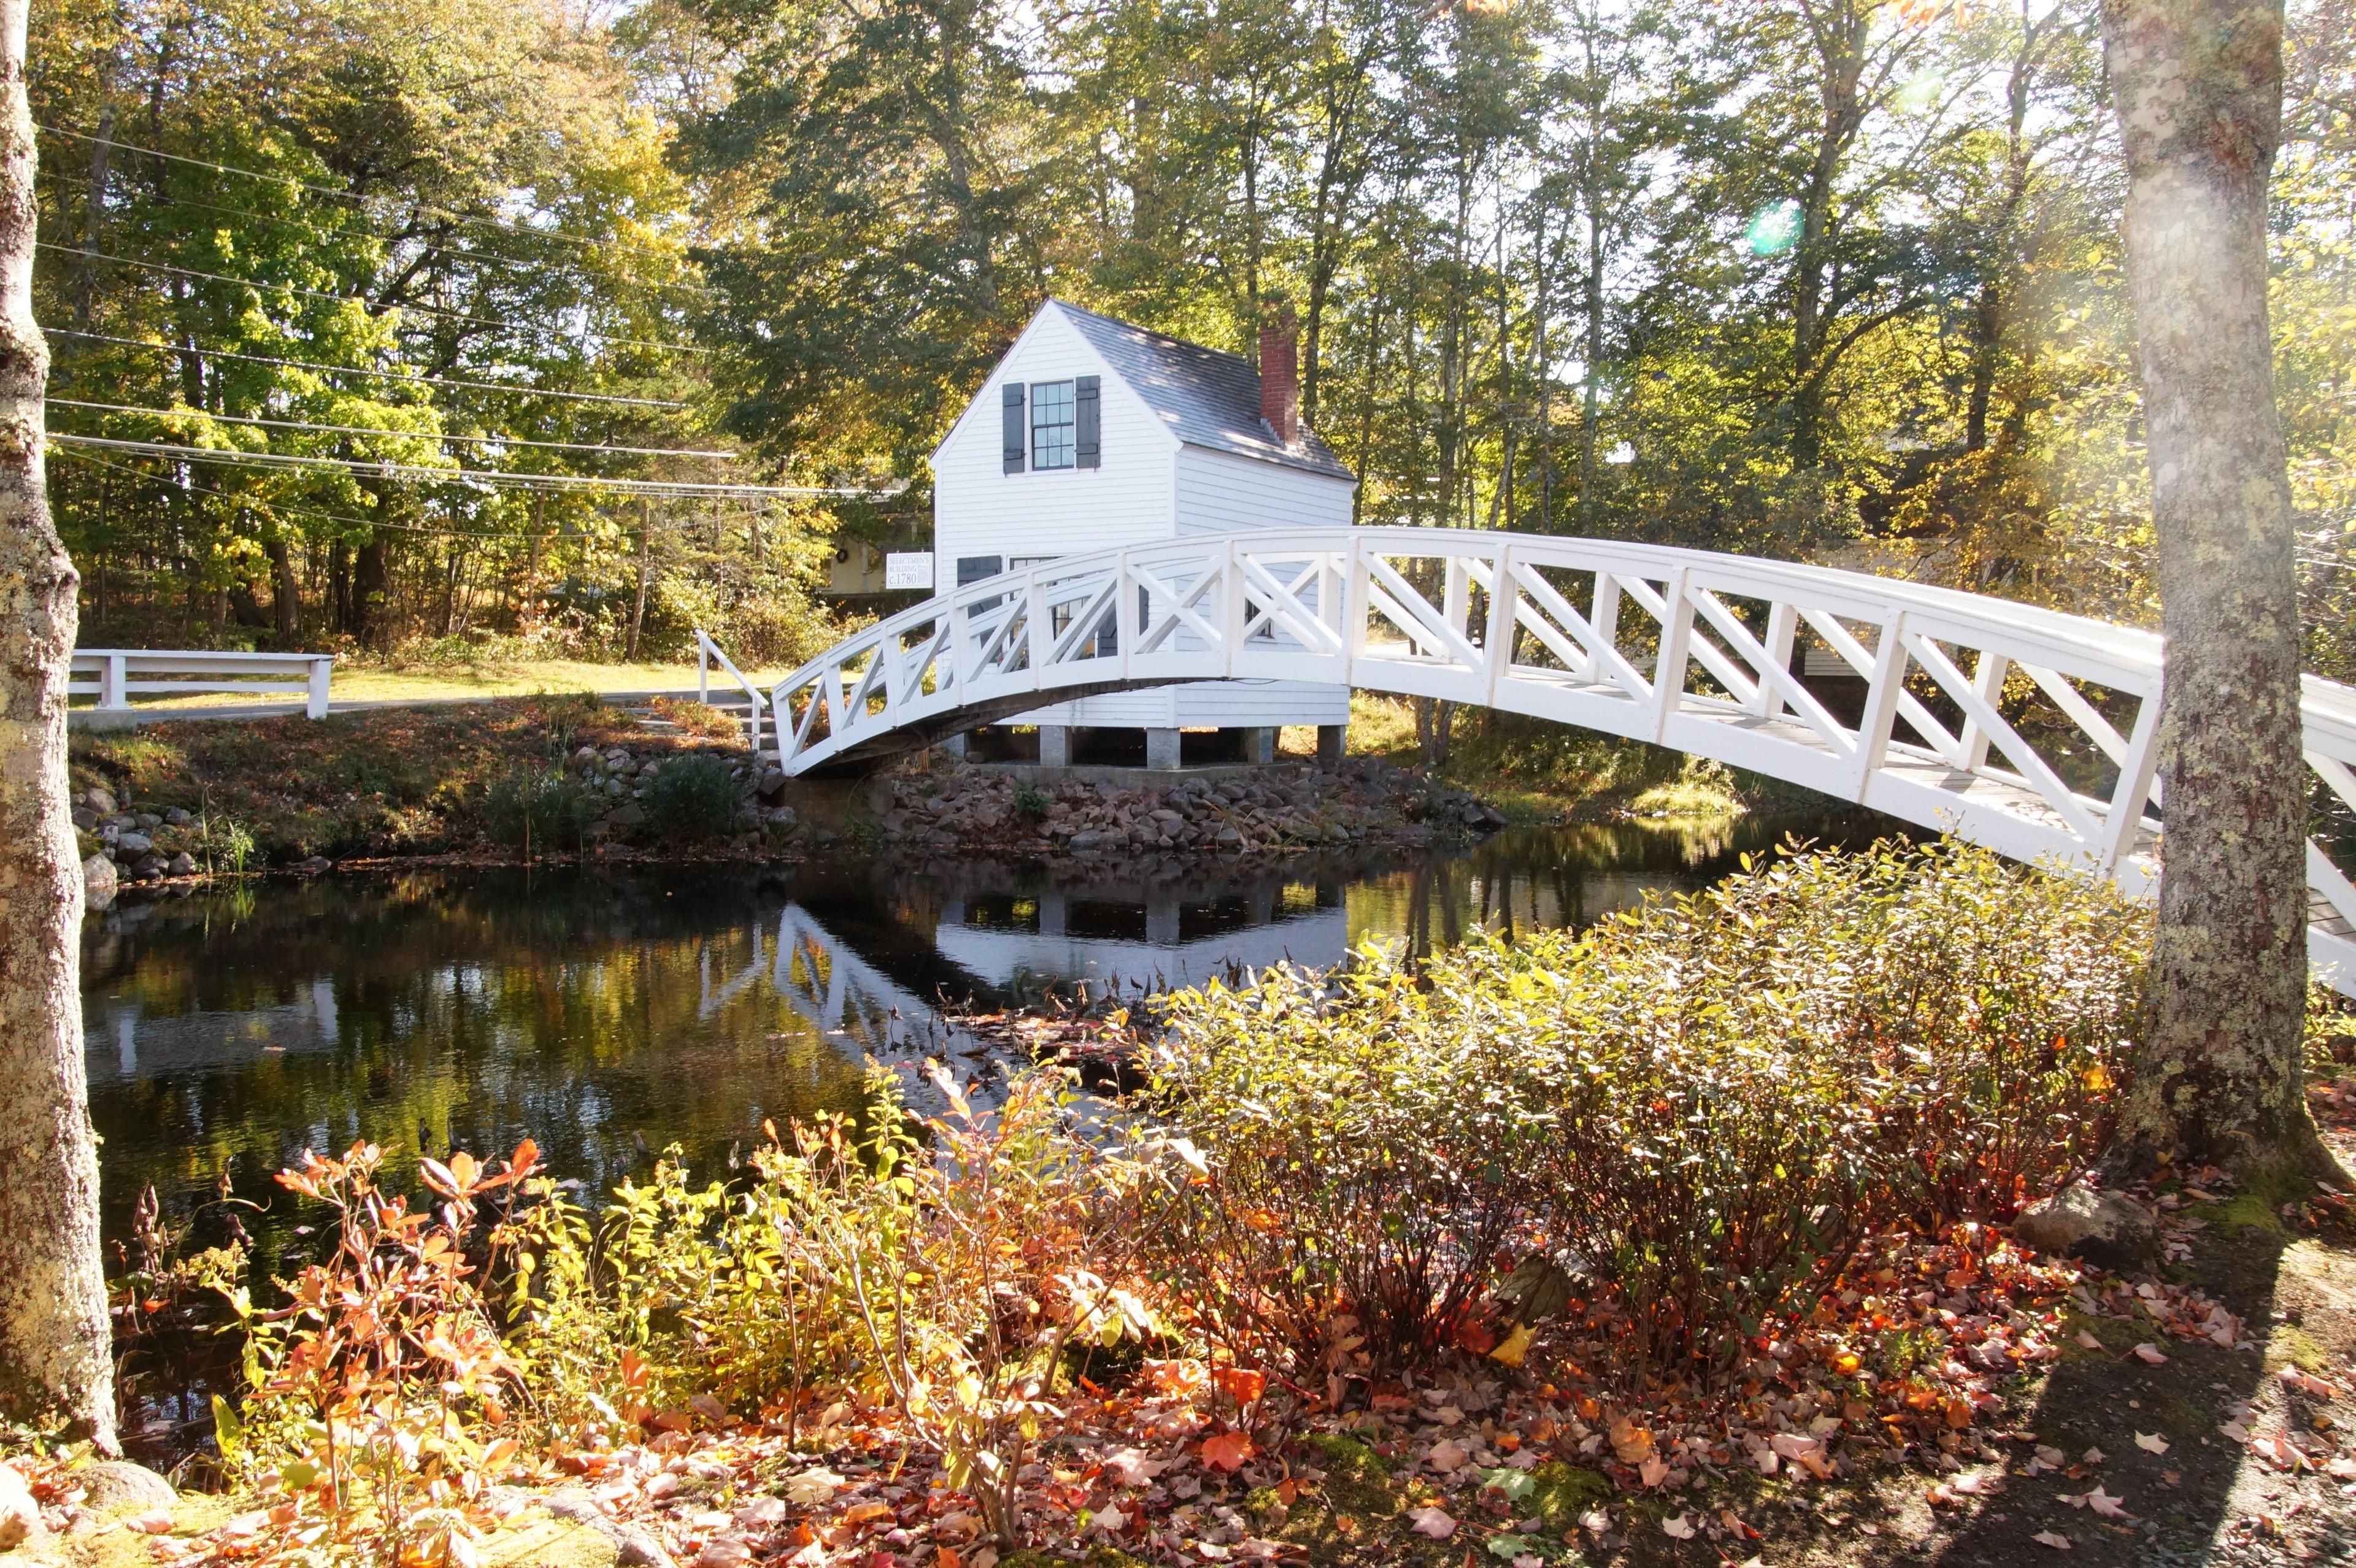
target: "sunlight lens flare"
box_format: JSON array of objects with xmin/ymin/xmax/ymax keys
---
[{"xmin": 1743, "ymin": 199, "xmax": 1803, "ymax": 258}]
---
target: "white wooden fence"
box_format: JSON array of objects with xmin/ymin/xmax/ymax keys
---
[{"xmin": 71, "ymin": 648, "xmax": 336, "ymax": 719}]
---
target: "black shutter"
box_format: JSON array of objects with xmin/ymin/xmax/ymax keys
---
[
  {"xmin": 1076, "ymin": 375, "xmax": 1101, "ymax": 469},
  {"xmin": 1001, "ymin": 382, "xmax": 1026, "ymax": 473}
]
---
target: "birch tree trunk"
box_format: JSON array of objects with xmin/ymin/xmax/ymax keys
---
[
  {"xmin": 0, "ymin": 0, "xmax": 118, "ymax": 1445},
  {"xmin": 2102, "ymin": 0, "xmax": 2314, "ymax": 1170}
]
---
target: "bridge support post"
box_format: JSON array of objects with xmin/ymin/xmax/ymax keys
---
[
  {"xmin": 1316, "ymin": 723, "xmax": 1345, "ymax": 767},
  {"xmin": 1147, "ymin": 727, "xmax": 1182, "ymax": 771},
  {"xmin": 1039, "ymin": 724, "xmax": 1072, "ymax": 769},
  {"xmin": 937, "ymin": 731, "xmax": 967, "ymax": 760},
  {"xmin": 1243, "ymin": 727, "xmax": 1274, "ymax": 765}
]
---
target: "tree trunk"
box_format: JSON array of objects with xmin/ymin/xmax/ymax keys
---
[
  {"xmin": 351, "ymin": 534, "xmax": 388, "ymax": 648},
  {"xmin": 628, "ymin": 500, "xmax": 651, "ymax": 661},
  {"xmin": 2103, "ymin": 0, "xmax": 2314, "ymax": 1170},
  {"xmin": 0, "ymin": 0, "xmax": 118, "ymax": 1447},
  {"xmin": 266, "ymin": 535, "xmax": 299, "ymax": 640}
]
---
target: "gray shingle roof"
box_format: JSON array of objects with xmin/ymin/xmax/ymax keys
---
[{"xmin": 1050, "ymin": 299, "xmax": 1354, "ymax": 483}]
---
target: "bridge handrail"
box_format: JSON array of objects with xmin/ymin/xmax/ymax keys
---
[
  {"xmin": 694, "ymin": 628, "xmax": 767, "ymax": 759},
  {"xmin": 71, "ymin": 647, "xmax": 336, "ymax": 719},
  {"xmin": 763, "ymin": 524, "xmax": 2356, "ymax": 995}
]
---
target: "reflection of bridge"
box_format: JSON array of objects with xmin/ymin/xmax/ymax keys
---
[
  {"xmin": 769, "ymin": 526, "xmax": 2356, "ymax": 993},
  {"xmin": 695, "ymin": 903, "xmax": 1001, "ymax": 1112}
]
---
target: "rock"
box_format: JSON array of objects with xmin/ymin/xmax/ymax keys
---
[
  {"xmin": 1214, "ymin": 826, "xmax": 1244, "ymax": 847},
  {"xmin": 134, "ymin": 812, "xmax": 162, "ymax": 829},
  {"xmin": 767, "ymin": 807, "xmax": 798, "ymax": 829},
  {"xmin": 1480, "ymin": 804, "xmax": 1509, "ymax": 828},
  {"xmin": 114, "ymin": 831, "xmax": 154, "ymax": 858},
  {"xmin": 82, "ymin": 853, "xmax": 118, "ymax": 911},
  {"xmin": 84, "ymin": 786, "xmax": 116, "ymax": 815},
  {"xmin": 543, "ymin": 1489, "xmax": 677, "ymax": 1567},
  {"xmin": 298, "ymin": 856, "xmax": 333, "ymax": 874},
  {"xmin": 608, "ymin": 802, "xmax": 647, "ymax": 829},
  {"xmin": 167, "ymin": 852, "xmax": 196, "ymax": 877},
  {"xmin": 755, "ymin": 767, "xmax": 787, "ymax": 799},
  {"xmin": 1068, "ymin": 831, "xmax": 1101, "ymax": 851},
  {"xmin": 0, "ymin": 1461, "xmax": 43, "ymax": 1550},
  {"xmin": 72, "ymin": 807, "xmax": 98, "ymax": 831},
  {"xmin": 74, "ymin": 1460, "xmax": 176, "ymax": 1515},
  {"xmin": 2013, "ymin": 1184, "xmax": 2158, "ymax": 1269},
  {"xmin": 1461, "ymin": 802, "xmax": 1488, "ymax": 825},
  {"xmin": 164, "ymin": 806, "xmax": 191, "ymax": 826},
  {"xmin": 134, "ymin": 856, "xmax": 166, "ymax": 880}
]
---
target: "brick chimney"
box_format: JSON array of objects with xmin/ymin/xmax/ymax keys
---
[{"xmin": 1258, "ymin": 303, "xmax": 1300, "ymax": 446}]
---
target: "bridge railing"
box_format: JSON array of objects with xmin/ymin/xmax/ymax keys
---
[
  {"xmin": 693, "ymin": 628, "xmax": 768, "ymax": 758},
  {"xmin": 768, "ymin": 525, "xmax": 2356, "ymax": 991}
]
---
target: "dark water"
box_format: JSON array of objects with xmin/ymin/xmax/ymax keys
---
[{"xmin": 82, "ymin": 810, "xmax": 1895, "ymax": 1253}]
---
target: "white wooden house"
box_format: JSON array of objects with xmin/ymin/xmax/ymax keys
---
[{"xmin": 928, "ymin": 298, "xmax": 1354, "ymax": 768}]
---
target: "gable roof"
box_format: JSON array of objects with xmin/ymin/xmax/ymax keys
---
[{"xmin": 1047, "ymin": 299, "xmax": 1354, "ymax": 483}]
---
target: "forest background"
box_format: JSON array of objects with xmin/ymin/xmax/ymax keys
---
[{"xmin": 26, "ymin": 0, "xmax": 2356, "ymax": 677}]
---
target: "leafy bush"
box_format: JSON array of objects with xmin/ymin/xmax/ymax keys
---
[
  {"xmin": 1144, "ymin": 837, "xmax": 2149, "ymax": 1386},
  {"xmin": 642, "ymin": 753, "xmax": 743, "ymax": 842},
  {"xmin": 1012, "ymin": 785, "xmax": 1051, "ymax": 820},
  {"xmin": 485, "ymin": 765, "xmax": 598, "ymax": 853}
]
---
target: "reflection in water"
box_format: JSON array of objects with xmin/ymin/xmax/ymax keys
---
[{"xmin": 84, "ymin": 808, "xmax": 1893, "ymax": 1256}]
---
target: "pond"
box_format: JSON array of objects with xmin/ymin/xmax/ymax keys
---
[
  {"xmin": 83, "ymin": 807, "xmax": 1901, "ymax": 1259},
  {"xmin": 85, "ymin": 804, "xmax": 1911, "ymax": 1461}
]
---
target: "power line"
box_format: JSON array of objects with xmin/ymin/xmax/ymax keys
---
[
  {"xmin": 49, "ymin": 398, "xmax": 741, "ymax": 459},
  {"xmin": 48, "ymin": 328, "xmax": 688, "ymax": 409},
  {"xmin": 37, "ymin": 123, "xmax": 703, "ymax": 275},
  {"xmin": 39, "ymin": 242, "xmax": 712, "ymax": 355},
  {"xmin": 51, "ymin": 444, "xmax": 649, "ymax": 540},
  {"xmin": 60, "ymin": 181, "xmax": 717, "ymax": 305},
  {"xmin": 48, "ymin": 432, "xmax": 885, "ymax": 499}
]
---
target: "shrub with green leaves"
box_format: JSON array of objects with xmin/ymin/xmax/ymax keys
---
[
  {"xmin": 1144, "ymin": 837, "xmax": 2150, "ymax": 1386},
  {"xmin": 485, "ymin": 766, "xmax": 598, "ymax": 853},
  {"xmin": 643, "ymin": 753, "xmax": 742, "ymax": 842}
]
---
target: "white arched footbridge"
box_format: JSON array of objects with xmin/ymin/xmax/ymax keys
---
[{"xmin": 768, "ymin": 527, "xmax": 2356, "ymax": 994}]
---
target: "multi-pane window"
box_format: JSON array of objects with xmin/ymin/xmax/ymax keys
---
[{"xmin": 1031, "ymin": 380, "xmax": 1076, "ymax": 470}]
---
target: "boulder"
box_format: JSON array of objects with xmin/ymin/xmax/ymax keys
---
[
  {"xmin": 72, "ymin": 807, "xmax": 97, "ymax": 831},
  {"xmin": 297, "ymin": 856, "xmax": 333, "ymax": 874},
  {"xmin": 608, "ymin": 803, "xmax": 647, "ymax": 829},
  {"xmin": 167, "ymin": 852, "xmax": 196, "ymax": 877},
  {"xmin": 113, "ymin": 831, "xmax": 154, "ymax": 858},
  {"xmin": 0, "ymin": 1461, "xmax": 42, "ymax": 1550},
  {"xmin": 2013, "ymin": 1184, "xmax": 2158, "ymax": 1269},
  {"xmin": 75, "ymin": 1460, "xmax": 175, "ymax": 1514},
  {"xmin": 83, "ymin": 786, "xmax": 116, "ymax": 815},
  {"xmin": 164, "ymin": 807, "xmax": 191, "ymax": 826},
  {"xmin": 83, "ymin": 853, "xmax": 118, "ymax": 912}
]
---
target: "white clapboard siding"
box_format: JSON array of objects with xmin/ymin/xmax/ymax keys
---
[
  {"xmin": 1175, "ymin": 446, "xmax": 1353, "ymax": 534},
  {"xmin": 933, "ymin": 308, "xmax": 1176, "ymax": 572}
]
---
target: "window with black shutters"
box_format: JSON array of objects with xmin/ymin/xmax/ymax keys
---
[{"xmin": 1031, "ymin": 380, "xmax": 1076, "ymax": 469}]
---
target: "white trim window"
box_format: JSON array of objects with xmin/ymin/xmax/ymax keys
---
[{"xmin": 1030, "ymin": 380, "xmax": 1076, "ymax": 470}]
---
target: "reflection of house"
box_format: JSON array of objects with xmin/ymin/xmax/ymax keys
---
[
  {"xmin": 931, "ymin": 876, "xmax": 1349, "ymax": 993},
  {"xmin": 926, "ymin": 299, "xmax": 1355, "ymax": 769}
]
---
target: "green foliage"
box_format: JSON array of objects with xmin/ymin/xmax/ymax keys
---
[
  {"xmin": 641, "ymin": 753, "xmax": 741, "ymax": 842},
  {"xmin": 1011, "ymin": 786, "xmax": 1051, "ymax": 821},
  {"xmin": 1145, "ymin": 838, "xmax": 2149, "ymax": 1384},
  {"xmin": 485, "ymin": 766, "xmax": 598, "ymax": 854},
  {"xmin": 196, "ymin": 814, "xmax": 260, "ymax": 876}
]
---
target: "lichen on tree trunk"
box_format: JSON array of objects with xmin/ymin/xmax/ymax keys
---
[
  {"xmin": 0, "ymin": 0, "xmax": 117, "ymax": 1447},
  {"xmin": 2102, "ymin": 0, "xmax": 2314, "ymax": 1170}
]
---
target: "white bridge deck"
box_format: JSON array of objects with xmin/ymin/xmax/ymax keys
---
[{"xmin": 764, "ymin": 527, "xmax": 2356, "ymax": 996}]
